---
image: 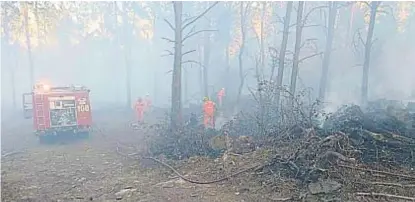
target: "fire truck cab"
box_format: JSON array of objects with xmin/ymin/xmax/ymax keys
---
[{"xmin": 23, "ymin": 83, "xmax": 92, "ymax": 142}]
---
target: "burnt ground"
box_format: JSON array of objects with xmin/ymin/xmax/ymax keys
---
[{"xmin": 1, "ymin": 111, "xmax": 268, "ymax": 202}]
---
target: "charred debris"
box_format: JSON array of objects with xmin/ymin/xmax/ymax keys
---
[{"xmin": 132, "ymin": 84, "xmax": 415, "ymax": 201}]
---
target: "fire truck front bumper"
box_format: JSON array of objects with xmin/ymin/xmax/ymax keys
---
[{"xmin": 35, "ymin": 125, "xmax": 92, "ymax": 136}]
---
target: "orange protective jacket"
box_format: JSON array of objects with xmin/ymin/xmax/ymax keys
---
[
  {"xmin": 135, "ymin": 101, "xmax": 146, "ymax": 112},
  {"xmin": 204, "ymin": 100, "xmax": 215, "ymax": 115}
]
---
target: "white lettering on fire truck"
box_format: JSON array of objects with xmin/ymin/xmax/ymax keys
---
[
  {"xmin": 48, "ymin": 96, "xmax": 75, "ymax": 101},
  {"xmin": 78, "ymin": 98, "xmax": 86, "ymax": 105},
  {"xmin": 77, "ymin": 104, "xmax": 90, "ymax": 112}
]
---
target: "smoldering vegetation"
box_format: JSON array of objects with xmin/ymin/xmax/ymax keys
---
[{"xmin": 2, "ymin": 1, "xmax": 415, "ymax": 202}]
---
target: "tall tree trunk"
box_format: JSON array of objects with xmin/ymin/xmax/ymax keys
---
[
  {"xmin": 11, "ymin": 48, "xmax": 17, "ymax": 110},
  {"xmin": 361, "ymin": 1, "xmax": 380, "ymax": 106},
  {"xmin": 289, "ymin": 1, "xmax": 305, "ymax": 96},
  {"xmin": 224, "ymin": 46, "xmax": 230, "ymax": 98},
  {"xmin": 260, "ymin": 2, "xmax": 266, "ymax": 77},
  {"xmin": 2, "ymin": 7, "xmax": 17, "ymax": 109},
  {"xmin": 34, "ymin": 2, "xmax": 41, "ymax": 45},
  {"xmin": 113, "ymin": 1, "xmax": 121, "ymax": 101},
  {"xmin": 346, "ymin": 4, "xmax": 356, "ymax": 48},
  {"xmin": 198, "ymin": 44, "xmax": 204, "ymax": 100},
  {"xmin": 171, "ymin": 1, "xmax": 183, "ymax": 130},
  {"xmin": 318, "ymin": 2, "xmax": 337, "ymax": 101},
  {"xmin": 274, "ymin": 2, "xmax": 293, "ymax": 110},
  {"xmin": 122, "ymin": 2, "xmax": 132, "ymax": 108},
  {"xmin": 23, "ymin": 3, "xmax": 35, "ymax": 88},
  {"xmin": 203, "ymin": 27, "xmax": 211, "ymax": 97},
  {"xmin": 152, "ymin": 19, "xmax": 158, "ymax": 105},
  {"xmin": 184, "ymin": 64, "xmax": 189, "ymax": 105},
  {"xmin": 236, "ymin": 2, "xmax": 248, "ymax": 107}
]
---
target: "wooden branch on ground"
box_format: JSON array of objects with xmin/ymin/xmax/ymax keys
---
[
  {"xmin": 268, "ymin": 197, "xmax": 293, "ymax": 201},
  {"xmin": 182, "ymin": 1, "xmax": 220, "ymax": 31},
  {"xmin": 356, "ymin": 192, "xmax": 415, "ymax": 201},
  {"xmin": 338, "ymin": 164, "xmax": 415, "ymax": 180},
  {"xmin": 320, "ymin": 151, "xmax": 355, "ymax": 163},
  {"xmin": 145, "ymin": 156, "xmax": 261, "ymax": 184},
  {"xmin": 370, "ymin": 182, "xmax": 415, "ymax": 188},
  {"xmin": 115, "ymin": 145, "xmax": 261, "ymax": 185},
  {"xmin": 2, "ymin": 151, "xmax": 23, "ymax": 158}
]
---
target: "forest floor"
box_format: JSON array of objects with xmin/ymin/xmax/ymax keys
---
[
  {"xmin": 1, "ymin": 111, "xmax": 271, "ymax": 202},
  {"xmin": 3, "ymin": 109, "xmax": 414, "ymax": 202}
]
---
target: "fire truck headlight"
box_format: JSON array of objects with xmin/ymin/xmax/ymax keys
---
[{"xmin": 43, "ymin": 85, "xmax": 51, "ymax": 91}]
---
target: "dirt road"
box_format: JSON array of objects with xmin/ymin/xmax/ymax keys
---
[{"xmin": 1, "ymin": 112, "xmax": 259, "ymax": 202}]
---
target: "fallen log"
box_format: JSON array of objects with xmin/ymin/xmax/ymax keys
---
[
  {"xmin": 356, "ymin": 192, "xmax": 415, "ymax": 201},
  {"xmin": 338, "ymin": 164, "xmax": 415, "ymax": 180}
]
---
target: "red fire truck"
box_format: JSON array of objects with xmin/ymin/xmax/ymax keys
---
[{"xmin": 22, "ymin": 83, "xmax": 92, "ymax": 142}]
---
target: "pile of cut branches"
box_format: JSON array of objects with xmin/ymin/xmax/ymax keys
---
[{"xmin": 254, "ymin": 103, "xmax": 415, "ymax": 201}]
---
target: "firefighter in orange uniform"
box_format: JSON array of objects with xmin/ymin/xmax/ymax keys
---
[
  {"xmin": 134, "ymin": 97, "xmax": 146, "ymax": 122},
  {"xmin": 203, "ymin": 97, "xmax": 216, "ymax": 128},
  {"xmin": 217, "ymin": 88, "xmax": 225, "ymax": 107},
  {"xmin": 144, "ymin": 93, "xmax": 152, "ymax": 111}
]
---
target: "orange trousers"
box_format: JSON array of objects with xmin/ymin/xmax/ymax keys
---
[
  {"xmin": 204, "ymin": 113, "xmax": 215, "ymax": 128},
  {"xmin": 218, "ymin": 96, "xmax": 223, "ymax": 107},
  {"xmin": 136, "ymin": 109, "xmax": 144, "ymax": 122}
]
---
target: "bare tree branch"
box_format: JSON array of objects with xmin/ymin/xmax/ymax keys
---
[
  {"xmin": 161, "ymin": 50, "xmax": 174, "ymax": 57},
  {"xmin": 161, "ymin": 37, "xmax": 175, "ymax": 43},
  {"xmin": 379, "ymin": 4, "xmax": 396, "ymax": 21},
  {"xmin": 182, "ymin": 14, "xmax": 197, "ymax": 25},
  {"xmin": 182, "ymin": 1, "xmax": 220, "ymax": 31},
  {"xmin": 289, "ymin": 23, "xmax": 323, "ymax": 29},
  {"xmin": 299, "ymin": 38, "xmax": 319, "ymax": 50},
  {"xmin": 183, "ymin": 29, "xmax": 217, "ymax": 42},
  {"xmin": 304, "ymin": 24, "xmax": 326, "ymax": 29},
  {"xmin": 182, "ymin": 49, "xmax": 196, "ymax": 57},
  {"xmin": 299, "ymin": 52, "xmax": 324, "ymax": 63},
  {"xmin": 303, "ymin": 6, "xmax": 327, "ymax": 24},
  {"xmin": 182, "ymin": 60, "xmax": 205, "ymax": 67},
  {"xmin": 164, "ymin": 59, "xmax": 201, "ymax": 74},
  {"xmin": 164, "ymin": 18, "xmax": 175, "ymax": 31},
  {"xmin": 273, "ymin": 14, "xmax": 285, "ymax": 25},
  {"xmin": 357, "ymin": 30, "xmax": 366, "ymax": 46},
  {"xmin": 183, "ymin": 25, "xmax": 196, "ymax": 40}
]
